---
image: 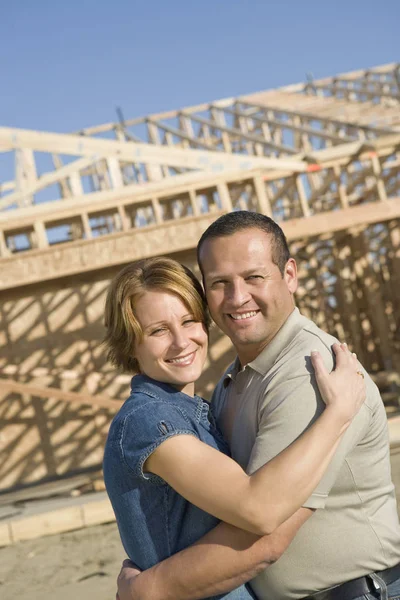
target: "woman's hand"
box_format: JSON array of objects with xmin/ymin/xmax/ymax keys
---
[{"xmin": 311, "ymin": 343, "xmax": 366, "ymax": 424}]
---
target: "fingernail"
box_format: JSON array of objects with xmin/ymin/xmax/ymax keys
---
[
  {"xmin": 342, "ymin": 342, "xmax": 348, "ymax": 347},
  {"xmin": 311, "ymin": 350, "xmax": 319, "ymax": 355}
]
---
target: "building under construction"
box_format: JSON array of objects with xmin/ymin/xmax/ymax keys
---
[{"xmin": 0, "ymin": 62, "xmax": 399, "ymax": 495}]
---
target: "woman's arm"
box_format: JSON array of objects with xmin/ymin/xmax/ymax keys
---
[
  {"xmin": 145, "ymin": 343, "xmax": 365, "ymax": 535},
  {"xmin": 117, "ymin": 509, "xmax": 313, "ymax": 600}
]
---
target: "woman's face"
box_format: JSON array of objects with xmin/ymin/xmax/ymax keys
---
[{"xmin": 133, "ymin": 290, "xmax": 208, "ymax": 396}]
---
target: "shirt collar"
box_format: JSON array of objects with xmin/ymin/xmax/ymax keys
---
[
  {"xmin": 222, "ymin": 355, "xmax": 242, "ymax": 387},
  {"xmin": 249, "ymin": 307, "xmax": 307, "ymax": 375},
  {"xmin": 222, "ymin": 307, "xmax": 307, "ymax": 387}
]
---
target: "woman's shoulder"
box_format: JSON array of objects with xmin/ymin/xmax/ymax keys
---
[
  {"xmin": 116, "ymin": 381, "xmax": 193, "ymax": 432},
  {"xmin": 114, "ymin": 375, "xmax": 174, "ymax": 415},
  {"xmin": 105, "ymin": 376, "xmax": 198, "ymax": 451},
  {"xmin": 130, "ymin": 374, "xmax": 181, "ymax": 401}
]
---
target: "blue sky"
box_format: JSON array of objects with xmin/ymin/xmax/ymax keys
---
[{"xmin": 1, "ymin": 0, "xmax": 398, "ymax": 134}]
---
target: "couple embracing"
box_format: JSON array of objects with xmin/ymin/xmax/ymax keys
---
[{"xmin": 103, "ymin": 211, "xmax": 400, "ymax": 600}]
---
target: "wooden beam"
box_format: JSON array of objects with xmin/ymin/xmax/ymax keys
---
[
  {"xmin": 0, "ymin": 212, "xmax": 226, "ymax": 290},
  {"xmin": 1, "ymin": 199, "xmax": 399, "ymax": 292},
  {"xmin": 238, "ymin": 100, "xmax": 395, "ymax": 137},
  {"xmin": 0, "ymin": 168, "xmax": 264, "ymax": 230},
  {"xmin": 0, "ymin": 127, "xmax": 308, "ymax": 172},
  {"xmin": 0, "ymin": 156, "xmax": 97, "ymax": 211},
  {"xmin": 74, "ymin": 64, "xmax": 397, "ymax": 137},
  {"xmin": 0, "ymin": 378, "xmax": 123, "ymax": 410},
  {"xmin": 282, "ymin": 196, "xmax": 400, "ymax": 240}
]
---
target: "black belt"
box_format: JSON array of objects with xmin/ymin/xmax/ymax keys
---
[{"xmin": 304, "ymin": 562, "xmax": 400, "ymax": 600}]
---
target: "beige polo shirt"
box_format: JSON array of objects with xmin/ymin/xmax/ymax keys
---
[{"xmin": 212, "ymin": 308, "xmax": 400, "ymax": 600}]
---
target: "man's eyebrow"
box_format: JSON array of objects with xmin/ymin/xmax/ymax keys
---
[
  {"xmin": 204, "ymin": 272, "xmax": 226, "ymax": 281},
  {"xmin": 205, "ymin": 268, "xmax": 265, "ymax": 280},
  {"xmin": 242, "ymin": 268, "xmax": 265, "ymax": 275}
]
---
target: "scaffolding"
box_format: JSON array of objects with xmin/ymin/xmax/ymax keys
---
[{"xmin": 0, "ymin": 62, "xmax": 399, "ymax": 490}]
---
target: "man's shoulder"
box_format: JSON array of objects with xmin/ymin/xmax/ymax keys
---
[
  {"xmin": 275, "ymin": 316, "xmax": 337, "ymax": 373},
  {"xmin": 295, "ymin": 314, "xmax": 339, "ymax": 351},
  {"xmin": 282, "ymin": 315, "xmax": 381, "ymax": 411}
]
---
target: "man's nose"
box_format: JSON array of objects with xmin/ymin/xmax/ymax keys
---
[{"xmin": 226, "ymin": 281, "xmax": 250, "ymax": 306}]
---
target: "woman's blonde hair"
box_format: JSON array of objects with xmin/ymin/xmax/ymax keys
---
[{"xmin": 103, "ymin": 257, "xmax": 210, "ymax": 373}]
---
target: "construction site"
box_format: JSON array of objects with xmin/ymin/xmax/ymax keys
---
[{"xmin": 1, "ymin": 62, "xmax": 400, "ymax": 599}]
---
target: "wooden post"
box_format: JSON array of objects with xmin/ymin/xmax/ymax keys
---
[
  {"xmin": 351, "ymin": 230, "xmax": 394, "ymax": 371},
  {"xmin": 253, "ymin": 175, "xmax": 273, "ymax": 216},
  {"xmin": 217, "ymin": 182, "xmax": 233, "ymax": 212}
]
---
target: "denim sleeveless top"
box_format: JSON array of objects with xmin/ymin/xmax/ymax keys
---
[{"xmin": 103, "ymin": 375, "xmax": 255, "ymax": 600}]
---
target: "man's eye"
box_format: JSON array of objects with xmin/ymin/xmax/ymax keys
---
[
  {"xmin": 211, "ymin": 280, "xmax": 226, "ymax": 288},
  {"xmin": 247, "ymin": 275, "xmax": 263, "ymax": 281}
]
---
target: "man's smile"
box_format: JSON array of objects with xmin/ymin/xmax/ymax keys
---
[{"xmin": 228, "ymin": 310, "xmax": 259, "ymax": 321}]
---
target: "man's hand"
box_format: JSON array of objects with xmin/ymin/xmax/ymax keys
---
[{"xmin": 116, "ymin": 559, "xmax": 142, "ymax": 600}]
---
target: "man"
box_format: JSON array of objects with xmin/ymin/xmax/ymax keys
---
[{"xmin": 117, "ymin": 211, "xmax": 400, "ymax": 600}]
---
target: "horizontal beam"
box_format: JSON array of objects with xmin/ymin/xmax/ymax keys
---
[
  {"xmin": 0, "ymin": 127, "xmax": 308, "ymax": 172},
  {"xmin": 1, "ymin": 198, "xmax": 399, "ymax": 292},
  {"xmin": 282, "ymin": 196, "xmax": 400, "ymax": 240},
  {"xmin": 0, "ymin": 167, "xmax": 264, "ymax": 229},
  {"xmin": 0, "ymin": 212, "xmax": 224, "ymax": 290},
  {"xmin": 0, "ymin": 378, "xmax": 123, "ymax": 410},
  {"xmin": 2, "ymin": 132, "xmax": 398, "ymax": 225}
]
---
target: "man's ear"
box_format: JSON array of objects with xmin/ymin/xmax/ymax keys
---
[{"xmin": 284, "ymin": 258, "xmax": 298, "ymax": 294}]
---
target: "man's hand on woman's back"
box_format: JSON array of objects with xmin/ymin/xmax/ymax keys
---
[{"xmin": 117, "ymin": 559, "xmax": 141, "ymax": 600}]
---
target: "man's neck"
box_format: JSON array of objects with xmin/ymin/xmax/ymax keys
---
[{"xmin": 236, "ymin": 308, "xmax": 296, "ymax": 367}]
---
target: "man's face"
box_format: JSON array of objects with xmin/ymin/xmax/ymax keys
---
[{"xmin": 199, "ymin": 228, "xmax": 298, "ymax": 365}]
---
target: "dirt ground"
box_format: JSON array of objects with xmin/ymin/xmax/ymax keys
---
[
  {"xmin": 2, "ymin": 448, "xmax": 400, "ymax": 600},
  {"xmin": 0, "ymin": 521, "xmax": 124, "ymax": 600}
]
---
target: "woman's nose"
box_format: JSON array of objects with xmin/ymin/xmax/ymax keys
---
[{"xmin": 170, "ymin": 329, "xmax": 190, "ymax": 350}]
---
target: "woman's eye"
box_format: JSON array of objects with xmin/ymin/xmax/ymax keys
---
[
  {"xmin": 183, "ymin": 319, "xmax": 196, "ymax": 326},
  {"xmin": 150, "ymin": 328, "xmax": 166, "ymax": 336}
]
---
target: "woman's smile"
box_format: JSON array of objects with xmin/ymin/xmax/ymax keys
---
[{"xmin": 165, "ymin": 350, "xmax": 198, "ymax": 366}]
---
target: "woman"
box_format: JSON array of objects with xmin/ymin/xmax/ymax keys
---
[{"xmin": 103, "ymin": 257, "xmax": 365, "ymax": 600}]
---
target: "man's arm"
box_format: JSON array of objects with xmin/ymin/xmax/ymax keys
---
[{"xmin": 117, "ymin": 508, "xmax": 313, "ymax": 600}]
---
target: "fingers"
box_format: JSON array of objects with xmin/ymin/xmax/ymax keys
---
[
  {"xmin": 310, "ymin": 350, "xmax": 330, "ymax": 388},
  {"xmin": 119, "ymin": 558, "xmax": 142, "ymax": 577},
  {"xmin": 313, "ymin": 343, "xmax": 358, "ymax": 365},
  {"xmin": 122, "ymin": 559, "xmax": 136, "ymax": 568},
  {"xmin": 312, "ymin": 343, "xmax": 360, "ymax": 379},
  {"xmin": 332, "ymin": 342, "xmax": 359, "ymax": 369},
  {"xmin": 311, "ymin": 349, "xmax": 326, "ymax": 373}
]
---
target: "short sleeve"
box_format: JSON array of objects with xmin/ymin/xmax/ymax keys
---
[
  {"xmin": 247, "ymin": 342, "xmax": 371, "ymax": 509},
  {"xmin": 120, "ymin": 400, "xmax": 198, "ymax": 482}
]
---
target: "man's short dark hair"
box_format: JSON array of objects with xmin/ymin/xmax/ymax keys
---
[{"xmin": 197, "ymin": 211, "xmax": 291, "ymax": 276}]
